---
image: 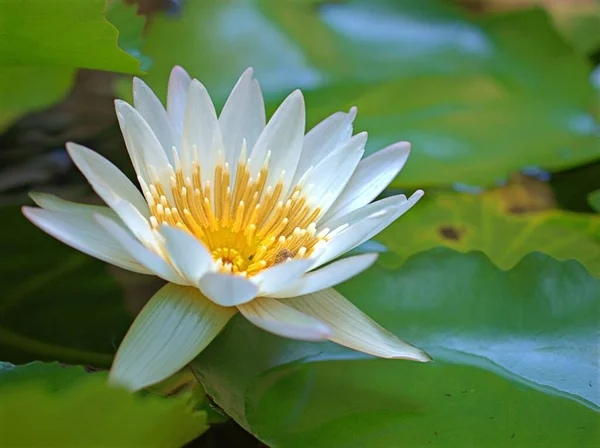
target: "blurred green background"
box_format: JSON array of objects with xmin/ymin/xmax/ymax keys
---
[{"xmin": 0, "ymin": 0, "xmax": 598, "ymax": 447}]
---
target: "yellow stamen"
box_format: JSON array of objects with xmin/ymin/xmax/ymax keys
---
[{"xmin": 146, "ymin": 158, "xmax": 328, "ymax": 276}]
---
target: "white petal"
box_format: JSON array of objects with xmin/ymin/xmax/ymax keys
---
[
  {"xmin": 133, "ymin": 77, "xmax": 178, "ymax": 163},
  {"xmin": 248, "ymin": 90, "xmax": 305, "ymax": 196},
  {"xmin": 109, "ymin": 283, "xmax": 236, "ymax": 391},
  {"xmin": 22, "ymin": 206, "xmax": 150, "ymax": 274},
  {"xmin": 286, "ymin": 288, "xmax": 431, "ymax": 361},
  {"xmin": 161, "ymin": 225, "xmax": 213, "ymax": 284},
  {"xmin": 268, "ymin": 253, "xmax": 378, "ymax": 298},
  {"xmin": 30, "ymin": 189, "xmax": 156, "ymax": 250},
  {"xmin": 252, "ymin": 259, "xmax": 314, "ymax": 296},
  {"xmin": 321, "ymin": 141, "xmax": 411, "ymax": 223},
  {"xmin": 167, "ymin": 66, "xmax": 192, "ymax": 137},
  {"xmin": 315, "ymin": 191, "xmax": 423, "ymax": 268},
  {"xmin": 95, "ymin": 214, "xmax": 186, "ymax": 285},
  {"xmin": 29, "ymin": 193, "xmax": 157, "ymax": 253},
  {"xmin": 29, "ymin": 192, "xmax": 118, "ymax": 220},
  {"xmin": 89, "ymin": 187, "xmax": 157, "ymax": 248},
  {"xmin": 198, "ymin": 272, "xmax": 258, "ymax": 307},
  {"xmin": 219, "ymin": 68, "xmax": 265, "ymax": 174},
  {"xmin": 304, "ymin": 132, "xmax": 366, "ymax": 216},
  {"xmin": 321, "ymin": 191, "xmax": 420, "ymax": 232},
  {"xmin": 65, "ymin": 142, "xmax": 149, "ymax": 217},
  {"xmin": 182, "ymin": 79, "xmax": 222, "ymax": 183},
  {"xmin": 115, "ymin": 100, "xmax": 172, "ymax": 187},
  {"xmin": 238, "ymin": 298, "xmax": 332, "ymax": 341},
  {"xmin": 312, "ymin": 210, "xmax": 390, "ymax": 270},
  {"xmin": 293, "ymin": 107, "xmax": 357, "ymax": 185}
]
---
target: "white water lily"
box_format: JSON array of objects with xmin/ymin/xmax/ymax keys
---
[{"xmin": 23, "ymin": 66, "xmax": 430, "ymax": 391}]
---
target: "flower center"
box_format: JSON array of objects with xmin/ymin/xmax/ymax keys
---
[{"xmin": 140, "ymin": 149, "xmax": 328, "ymax": 276}]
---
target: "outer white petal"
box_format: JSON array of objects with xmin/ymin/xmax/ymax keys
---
[
  {"xmin": 66, "ymin": 144, "xmax": 157, "ymax": 247},
  {"xmin": 161, "ymin": 225, "xmax": 213, "ymax": 284},
  {"xmin": 133, "ymin": 77, "xmax": 178, "ymax": 163},
  {"xmin": 22, "ymin": 206, "xmax": 150, "ymax": 274},
  {"xmin": 29, "ymin": 193, "xmax": 159, "ymax": 256},
  {"xmin": 182, "ymin": 79, "xmax": 223, "ymax": 182},
  {"xmin": 286, "ymin": 288, "xmax": 431, "ymax": 361},
  {"xmin": 312, "ymin": 210, "xmax": 389, "ymax": 270},
  {"xmin": 321, "ymin": 191, "xmax": 418, "ymax": 232},
  {"xmin": 29, "ymin": 192, "xmax": 118, "ymax": 220},
  {"xmin": 65, "ymin": 142, "xmax": 149, "ymax": 217},
  {"xmin": 95, "ymin": 214, "xmax": 186, "ymax": 285},
  {"xmin": 321, "ymin": 141, "xmax": 411, "ymax": 223},
  {"xmin": 315, "ymin": 191, "xmax": 423, "ymax": 268},
  {"xmin": 89, "ymin": 186, "xmax": 157, "ymax": 249},
  {"xmin": 248, "ymin": 90, "xmax": 305, "ymax": 196},
  {"xmin": 238, "ymin": 298, "xmax": 332, "ymax": 341},
  {"xmin": 167, "ymin": 66, "xmax": 192, "ymax": 136},
  {"xmin": 219, "ymin": 68, "xmax": 266, "ymax": 174},
  {"xmin": 293, "ymin": 107, "xmax": 357, "ymax": 185},
  {"xmin": 115, "ymin": 100, "xmax": 172, "ymax": 187},
  {"xmin": 251, "ymin": 259, "xmax": 314, "ymax": 296},
  {"xmin": 109, "ymin": 283, "xmax": 237, "ymax": 391},
  {"xmin": 304, "ymin": 132, "xmax": 366, "ymax": 216},
  {"xmin": 198, "ymin": 272, "xmax": 258, "ymax": 307},
  {"xmin": 268, "ymin": 253, "xmax": 378, "ymax": 299}
]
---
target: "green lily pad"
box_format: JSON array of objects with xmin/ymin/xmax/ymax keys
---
[
  {"xmin": 0, "ymin": 362, "xmax": 207, "ymax": 447},
  {"xmin": 0, "ymin": 0, "xmax": 142, "ymax": 73},
  {"xmin": 376, "ymin": 190, "xmax": 600, "ymax": 276},
  {"xmin": 0, "ymin": 206, "xmax": 134, "ymax": 367},
  {"xmin": 192, "ymin": 249, "xmax": 599, "ymax": 446},
  {"xmin": 134, "ymin": 1, "xmax": 597, "ymax": 187},
  {"xmin": 0, "ymin": 0, "xmax": 146, "ymax": 131}
]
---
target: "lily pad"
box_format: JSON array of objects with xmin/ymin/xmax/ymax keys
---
[
  {"xmin": 377, "ymin": 190, "xmax": 600, "ymax": 276},
  {"xmin": 134, "ymin": 1, "xmax": 597, "ymax": 187},
  {"xmin": 0, "ymin": 0, "xmax": 146, "ymax": 130},
  {"xmin": 0, "ymin": 0, "xmax": 142, "ymax": 73},
  {"xmin": 0, "ymin": 362, "xmax": 207, "ymax": 447},
  {"xmin": 192, "ymin": 249, "xmax": 600, "ymax": 447}
]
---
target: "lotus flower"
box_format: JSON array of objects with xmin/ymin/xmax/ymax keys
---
[{"xmin": 23, "ymin": 67, "xmax": 430, "ymax": 391}]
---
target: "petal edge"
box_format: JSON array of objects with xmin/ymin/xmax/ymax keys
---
[{"xmin": 286, "ymin": 288, "xmax": 431, "ymax": 362}]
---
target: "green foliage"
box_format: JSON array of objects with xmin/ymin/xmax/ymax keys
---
[
  {"xmin": 1, "ymin": 0, "xmax": 599, "ymax": 445},
  {"xmin": 0, "ymin": 362, "xmax": 207, "ymax": 447},
  {"xmin": 133, "ymin": 0, "xmax": 598, "ymax": 187},
  {"xmin": 0, "ymin": 0, "xmax": 146, "ymax": 130},
  {"xmin": 0, "ymin": 66, "xmax": 74, "ymax": 131},
  {"xmin": 377, "ymin": 190, "xmax": 600, "ymax": 276},
  {"xmin": 0, "ymin": 0, "xmax": 142, "ymax": 72},
  {"xmin": 193, "ymin": 249, "xmax": 599, "ymax": 446}
]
